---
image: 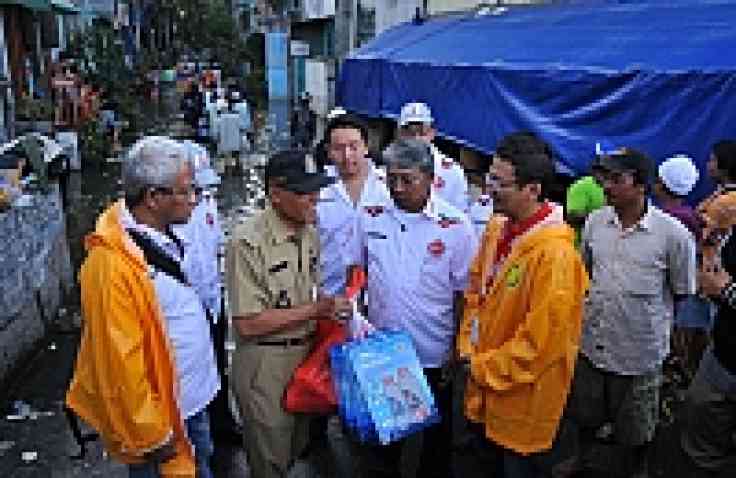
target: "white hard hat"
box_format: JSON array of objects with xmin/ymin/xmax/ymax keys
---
[
  {"xmin": 658, "ymin": 154, "xmax": 699, "ymax": 197},
  {"xmin": 399, "ymin": 102, "xmax": 433, "ymax": 126}
]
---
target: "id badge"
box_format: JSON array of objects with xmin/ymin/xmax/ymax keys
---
[{"xmin": 470, "ymin": 315, "xmax": 479, "ymax": 346}]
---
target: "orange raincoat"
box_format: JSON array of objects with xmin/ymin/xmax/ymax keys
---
[
  {"xmin": 66, "ymin": 201, "xmax": 195, "ymax": 477},
  {"xmin": 458, "ymin": 215, "xmax": 588, "ymax": 454}
]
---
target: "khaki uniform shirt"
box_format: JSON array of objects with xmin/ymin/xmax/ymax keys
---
[{"xmin": 226, "ymin": 204, "xmax": 319, "ymax": 343}]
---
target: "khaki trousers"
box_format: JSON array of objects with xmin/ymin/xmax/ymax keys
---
[{"xmin": 232, "ymin": 343, "xmax": 312, "ymax": 478}]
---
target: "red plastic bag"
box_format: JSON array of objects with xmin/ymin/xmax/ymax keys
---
[
  {"xmin": 283, "ymin": 268, "xmax": 366, "ymax": 414},
  {"xmin": 283, "ymin": 319, "xmax": 346, "ymax": 414}
]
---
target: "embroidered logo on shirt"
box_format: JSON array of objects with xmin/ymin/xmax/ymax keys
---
[
  {"xmin": 505, "ymin": 264, "xmax": 523, "ymax": 288},
  {"xmin": 427, "ymin": 239, "xmax": 446, "ymax": 257},
  {"xmin": 206, "ymin": 213, "xmax": 214, "ymax": 226},
  {"xmin": 364, "ymin": 205, "xmax": 385, "ymax": 217},
  {"xmin": 434, "ymin": 176, "xmax": 446, "ymax": 189},
  {"xmin": 438, "ymin": 216, "xmax": 460, "ymax": 228}
]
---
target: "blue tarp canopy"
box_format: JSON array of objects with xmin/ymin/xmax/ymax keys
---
[{"xmin": 337, "ymin": 0, "xmax": 736, "ymax": 199}]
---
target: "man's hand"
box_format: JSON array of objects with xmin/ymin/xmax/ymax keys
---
[
  {"xmin": 333, "ymin": 296, "xmax": 353, "ymax": 318},
  {"xmin": 143, "ymin": 435, "xmax": 176, "ymax": 464},
  {"xmin": 312, "ymin": 296, "xmax": 352, "ymax": 320},
  {"xmin": 698, "ymin": 263, "xmax": 731, "ymax": 298}
]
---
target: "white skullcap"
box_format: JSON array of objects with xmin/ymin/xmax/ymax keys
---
[{"xmin": 658, "ymin": 154, "xmax": 699, "ymax": 196}]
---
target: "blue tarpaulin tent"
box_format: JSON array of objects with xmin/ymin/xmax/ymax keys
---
[{"xmin": 337, "ymin": 0, "xmax": 736, "ymax": 200}]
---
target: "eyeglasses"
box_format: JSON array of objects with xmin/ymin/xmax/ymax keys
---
[
  {"xmin": 151, "ymin": 184, "xmax": 200, "ymax": 200},
  {"xmin": 386, "ymin": 173, "xmax": 424, "ymax": 188}
]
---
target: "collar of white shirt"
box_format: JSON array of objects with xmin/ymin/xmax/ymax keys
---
[
  {"xmin": 119, "ymin": 203, "xmax": 182, "ymax": 260},
  {"xmin": 431, "ymin": 144, "xmax": 455, "ymax": 169},
  {"xmin": 329, "ymin": 161, "xmax": 387, "ymax": 206},
  {"xmin": 387, "ymin": 192, "xmax": 443, "ymax": 222}
]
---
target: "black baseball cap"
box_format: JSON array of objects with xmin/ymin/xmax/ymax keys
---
[
  {"xmin": 265, "ymin": 150, "xmax": 334, "ymax": 193},
  {"xmin": 599, "ymin": 147, "xmax": 653, "ymax": 184}
]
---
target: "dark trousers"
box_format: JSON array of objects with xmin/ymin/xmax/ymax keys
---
[
  {"xmin": 206, "ymin": 308, "xmax": 241, "ymax": 445},
  {"xmin": 359, "ymin": 367, "xmax": 452, "ymax": 478}
]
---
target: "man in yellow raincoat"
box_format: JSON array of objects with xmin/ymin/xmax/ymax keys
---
[
  {"xmin": 66, "ymin": 137, "xmax": 207, "ymax": 478},
  {"xmin": 456, "ymin": 132, "xmax": 589, "ymax": 477}
]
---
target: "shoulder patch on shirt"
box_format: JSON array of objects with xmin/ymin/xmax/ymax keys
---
[
  {"xmin": 427, "ymin": 239, "xmax": 446, "ymax": 257},
  {"xmin": 268, "ymin": 260, "xmax": 289, "ymax": 274},
  {"xmin": 206, "ymin": 212, "xmax": 215, "ymax": 226},
  {"xmin": 364, "ymin": 205, "xmax": 385, "ymax": 217},
  {"xmin": 433, "ymin": 176, "xmax": 446, "ymax": 189},
  {"xmin": 505, "ymin": 264, "xmax": 523, "ymax": 288}
]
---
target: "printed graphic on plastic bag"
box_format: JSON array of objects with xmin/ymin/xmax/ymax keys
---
[{"xmin": 330, "ymin": 331, "xmax": 439, "ymax": 445}]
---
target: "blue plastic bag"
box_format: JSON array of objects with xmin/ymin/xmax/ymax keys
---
[{"xmin": 330, "ymin": 330, "xmax": 439, "ymax": 445}]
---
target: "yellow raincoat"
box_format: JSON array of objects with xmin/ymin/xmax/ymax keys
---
[
  {"xmin": 458, "ymin": 215, "xmax": 588, "ymax": 454},
  {"xmin": 66, "ymin": 201, "xmax": 195, "ymax": 477}
]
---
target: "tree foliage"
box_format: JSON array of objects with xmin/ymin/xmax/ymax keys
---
[{"xmin": 174, "ymin": 0, "xmax": 249, "ymax": 78}]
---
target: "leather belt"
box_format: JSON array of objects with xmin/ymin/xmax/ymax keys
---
[{"xmin": 256, "ymin": 336, "xmax": 311, "ymax": 347}]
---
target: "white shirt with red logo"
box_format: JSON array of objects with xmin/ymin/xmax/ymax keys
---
[
  {"xmin": 432, "ymin": 145, "xmax": 469, "ymax": 213},
  {"xmin": 173, "ymin": 191, "xmax": 224, "ymax": 319},
  {"xmin": 317, "ymin": 163, "xmax": 391, "ymax": 296},
  {"xmin": 350, "ymin": 194, "xmax": 477, "ymax": 368}
]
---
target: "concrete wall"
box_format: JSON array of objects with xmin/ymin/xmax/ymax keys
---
[{"xmin": 0, "ymin": 188, "xmax": 73, "ymax": 384}]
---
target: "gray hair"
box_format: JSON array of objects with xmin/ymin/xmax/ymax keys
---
[
  {"xmin": 122, "ymin": 136, "xmax": 190, "ymax": 205},
  {"xmin": 382, "ymin": 138, "xmax": 434, "ymax": 175}
]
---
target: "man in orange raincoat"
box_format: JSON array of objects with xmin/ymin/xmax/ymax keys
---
[
  {"xmin": 456, "ymin": 133, "xmax": 589, "ymax": 477},
  {"xmin": 66, "ymin": 136, "xmax": 218, "ymax": 478}
]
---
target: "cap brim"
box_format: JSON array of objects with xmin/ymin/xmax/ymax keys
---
[
  {"xmin": 399, "ymin": 117, "xmax": 431, "ymax": 127},
  {"xmin": 195, "ymin": 168, "xmax": 221, "ymax": 186},
  {"xmin": 283, "ymin": 174, "xmax": 335, "ymax": 194}
]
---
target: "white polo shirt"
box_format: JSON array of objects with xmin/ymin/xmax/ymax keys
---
[
  {"xmin": 317, "ymin": 164, "xmax": 391, "ymax": 296},
  {"xmin": 121, "ymin": 207, "xmax": 220, "ymax": 419},
  {"xmin": 432, "ymin": 145, "xmax": 469, "ymax": 213},
  {"xmin": 350, "ymin": 195, "xmax": 477, "ymax": 368},
  {"xmin": 173, "ymin": 191, "xmax": 224, "ymax": 318}
]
